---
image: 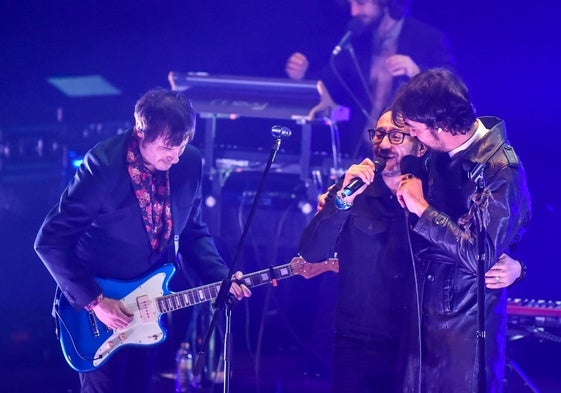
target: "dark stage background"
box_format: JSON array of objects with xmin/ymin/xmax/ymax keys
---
[{"xmin": 1, "ymin": 1, "xmax": 560, "ymax": 392}]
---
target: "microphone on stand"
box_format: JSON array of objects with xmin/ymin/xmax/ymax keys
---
[
  {"xmin": 331, "ymin": 17, "xmax": 366, "ymax": 56},
  {"xmin": 271, "ymin": 125, "xmax": 292, "ymax": 139},
  {"xmin": 329, "ymin": 16, "xmax": 373, "ymax": 123},
  {"xmin": 341, "ymin": 157, "xmax": 385, "ymax": 197}
]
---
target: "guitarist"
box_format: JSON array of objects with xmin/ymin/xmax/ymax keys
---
[{"xmin": 34, "ymin": 88, "xmax": 251, "ymax": 393}]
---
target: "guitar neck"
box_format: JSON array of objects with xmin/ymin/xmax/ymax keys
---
[{"xmin": 157, "ymin": 263, "xmax": 294, "ymax": 313}]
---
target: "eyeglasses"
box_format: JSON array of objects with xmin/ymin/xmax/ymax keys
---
[{"xmin": 368, "ymin": 128, "xmax": 411, "ymax": 145}]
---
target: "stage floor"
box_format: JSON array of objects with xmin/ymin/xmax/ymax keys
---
[{"xmin": 1, "ymin": 338, "xmax": 561, "ymax": 393}]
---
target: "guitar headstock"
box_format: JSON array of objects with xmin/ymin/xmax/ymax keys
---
[{"xmin": 289, "ymin": 256, "xmax": 339, "ymax": 279}]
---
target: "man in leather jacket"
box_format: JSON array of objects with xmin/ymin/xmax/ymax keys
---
[
  {"xmin": 393, "ymin": 68, "xmax": 531, "ymax": 392},
  {"xmin": 299, "ymin": 108, "xmax": 524, "ymax": 393}
]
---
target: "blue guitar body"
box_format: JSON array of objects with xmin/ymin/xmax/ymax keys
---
[{"xmin": 56, "ymin": 264, "xmax": 175, "ymax": 372}]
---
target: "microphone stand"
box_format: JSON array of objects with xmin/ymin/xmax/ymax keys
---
[
  {"xmin": 329, "ymin": 50, "xmax": 373, "ymax": 124},
  {"xmin": 347, "ymin": 45, "xmax": 375, "ymax": 111},
  {"xmin": 193, "ymin": 127, "xmax": 289, "ymax": 393},
  {"xmin": 475, "ymin": 173, "xmax": 488, "ymax": 393},
  {"xmin": 329, "ymin": 45, "xmax": 375, "ymax": 159}
]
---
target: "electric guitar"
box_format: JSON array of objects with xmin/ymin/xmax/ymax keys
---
[{"xmin": 55, "ymin": 256, "xmax": 339, "ymax": 372}]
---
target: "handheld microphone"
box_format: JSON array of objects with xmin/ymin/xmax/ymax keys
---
[
  {"xmin": 400, "ymin": 155, "xmax": 426, "ymax": 180},
  {"xmin": 331, "ymin": 17, "xmax": 366, "ymax": 56},
  {"xmin": 341, "ymin": 158, "xmax": 386, "ymax": 197},
  {"xmin": 399, "ymin": 155, "xmax": 427, "ymax": 216},
  {"xmin": 271, "ymin": 125, "xmax": 292, "ymax": 139}
]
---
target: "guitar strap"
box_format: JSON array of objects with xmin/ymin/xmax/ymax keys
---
[
  {"xmin": 173, "ymin": 233, "xmax": 180, "ymax": 271},
  {"xmin": 52, "ymin": 286, "xmax": 62, "ymax": 340},
  {"xmin": 171, "ymin": 181, "xmax": 181, "ymax": 271}
]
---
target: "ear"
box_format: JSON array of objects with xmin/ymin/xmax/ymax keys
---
[
  {"xmin": 417, "ymin": 143, "xmax": 428, "ymax": 157},
  {"xmin": 134, "ymin": 127, "xmax": 144, "ymax": 137}
]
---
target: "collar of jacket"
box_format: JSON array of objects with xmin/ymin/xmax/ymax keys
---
[
  {"xmin": 362, "ymin": 173, "xmax": 393, "ymax": 198},
  {"xmin": 452, "ymin": 116, "xmax": 508, "ymax": 181}
]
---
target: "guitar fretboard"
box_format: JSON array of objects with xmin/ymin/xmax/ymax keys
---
[{"xmin": 157, "ymin": 263, "xmax": 294, "ymax": 313}]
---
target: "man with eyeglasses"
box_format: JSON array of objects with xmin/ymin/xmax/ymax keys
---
[
  {"xmin": 285, "ymin": 0, "xmax": 454, "ymax": 157},
  {"xmin": 299, "ymin": 108, "xmax": 523, "ymax": 393}
]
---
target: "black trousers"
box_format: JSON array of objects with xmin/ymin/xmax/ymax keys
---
[
  {"xmin": 79, "ymin": 345, "xmax": 157, "ymax": 393},
  {"xmin": 331, "ymin": 334, "xmax": 400, "ymax": 393}
]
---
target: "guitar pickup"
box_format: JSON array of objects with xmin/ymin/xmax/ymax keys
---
[{"xmin": 137, "ymin": 295, "xmax": 156, "ymax": 322}]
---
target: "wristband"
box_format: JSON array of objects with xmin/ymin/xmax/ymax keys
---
[
  {"xmin": 514, "ymin": 260, "xmax": 527, "ymax": 283},
  {"xmin": 334, "ymin": 191, "xmax": 352, "ymax": 211},
  {"xmin": 84, "ymin": 293, "xmax": 104, "ymax": 311}
]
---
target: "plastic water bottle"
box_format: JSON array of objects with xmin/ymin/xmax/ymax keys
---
[{"xmin": 175, "ymin": 342, "xmax": 193, "ymax": 393}]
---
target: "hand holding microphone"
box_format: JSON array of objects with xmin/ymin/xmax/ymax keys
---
[
  {"xmin": 335, "ymin": 158, "xmax": 385, "ymax": 210},
  {"xmin": 396, "ymin": 155, "xmax": 429, "ymax": 216},
  {"xmin": 341, "ymin": 157, "xmax": 385, "ymax": 197}
]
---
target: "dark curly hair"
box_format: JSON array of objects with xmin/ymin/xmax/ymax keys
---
[{"xmin": 390, "ymin": 68, "xmax": 476, "ymax": 135}]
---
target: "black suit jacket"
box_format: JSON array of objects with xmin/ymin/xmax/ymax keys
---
[{"xmin": 35, "ymin": 130, "xmax": 228, "ymax": 308}]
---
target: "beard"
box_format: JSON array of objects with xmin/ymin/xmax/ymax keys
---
[
  {"xmin": 373, "ymin": 148, "xmax": 401, "ymax": 177},
  {"xmin": 362, "ymin": 9, "xmax": 384, "ymax": 33}
]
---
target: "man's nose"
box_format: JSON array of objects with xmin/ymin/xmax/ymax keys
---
[
  {"xmin": 379, "ymin": 134, "xmax": 393, "ymax": 147},
  {"xmin": 169, "ymin": 150, "xmax": 180, "ymax": 164}
]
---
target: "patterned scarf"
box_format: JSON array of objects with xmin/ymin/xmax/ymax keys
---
[{"xmin": 127, "ymin": 136, "xmax": 173, "ymax": 253}]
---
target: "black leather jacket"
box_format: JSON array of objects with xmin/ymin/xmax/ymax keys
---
[{"xmin": 404, "ymin": 117, "xmax": 532, "ymax": 393}]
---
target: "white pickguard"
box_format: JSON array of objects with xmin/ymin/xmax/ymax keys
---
[{"xmin": 93, "ymin": 273, "xmax": 166, "ymax": 366}]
